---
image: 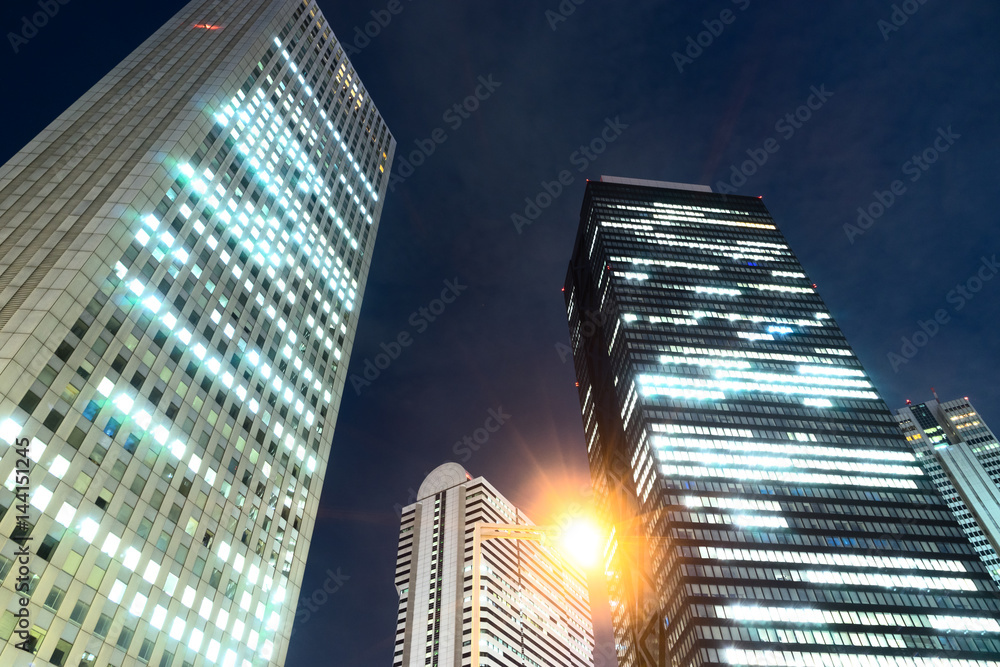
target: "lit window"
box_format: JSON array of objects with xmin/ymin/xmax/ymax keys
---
[
  {"xmin": 142, "ymin": 561, "xmax": 160, "ymax": 584},
  {"xmin": 207, "ymin": 639, "xmax": 221, "ymax": 662},
  {"xmin": 100, "ymin": 533, "xmax": 120, "ymax": 557},
  {"xmin": 232, "ymin": 619, "xmax": 245, "ymax": 641},
  {"xmin": 150, "ymin": 605, "xmax": 167, "ymax": 630},
  {"xmin": 0, "ymin": 418, "xmax": 21, "ymax": 444},
  {"xmin": 129, "ymin": 592, "xmax": 147, "ymax": 616},
  {"xmin": 123, "ymin": 547, "xmax": 141, "ymax": 570},
  {"xmin": 109, "ymin": 580, "xmax": 127, "ymax": 604},
  {"xmin": 31, "ymin": 485, "xmax": 54, "ymax": 512},
  {"xmin": 169, "ymin": 617, "xmax": 185, "ymax": 641},
  {"xmin": 133, "ymin": 411, "xmax": 152, "ymax": 430},
  {"xmin": 55, "ymin": 503, "xmax": 75, "ymax": 527},
  {"xmin": 80, "ymin": 518, "xmax": 100, "ymax": 543}
]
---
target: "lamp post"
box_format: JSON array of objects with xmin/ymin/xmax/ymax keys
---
[{"xmin": 469, "ymin": 522, "xmax": 550, "ymax": 667}]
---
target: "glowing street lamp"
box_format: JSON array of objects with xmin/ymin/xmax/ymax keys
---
[{"xmin": 559, "ymin": 517, "xmax": 604, "ymax": 569}]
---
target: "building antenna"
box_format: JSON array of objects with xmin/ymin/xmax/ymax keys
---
[{"xmin": 931, "ymin": 386, "xmax": 940, "ymax": 401}]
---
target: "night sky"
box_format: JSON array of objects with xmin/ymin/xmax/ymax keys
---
[{"xmin": 1, "ymin": 1, "xmax": 999, "ymax": 664}]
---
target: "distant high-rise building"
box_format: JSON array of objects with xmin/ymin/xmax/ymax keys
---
[
  {"xmin": 563, "ymin": 176, "xmax": 1000, "ymax": 667},
  {"xmin": 393, "ymin": 463, "xmax": 595, "ymax": 667},
  {"xmin": 896, "ymin": 397, "xmax": 1000, "ymax": 583},
  {"xmin": 0, "ymin": 1, "xmax": 394, "ymax": 665}
]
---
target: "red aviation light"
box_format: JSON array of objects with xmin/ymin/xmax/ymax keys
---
[{"xmin": 193, "ymin": 23, "xmax": 221, "ymax": 30}]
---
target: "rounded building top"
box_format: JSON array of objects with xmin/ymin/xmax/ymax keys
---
[{"xmin": 418, "ymin": 463, "xmax": 471, "ymax": 500}]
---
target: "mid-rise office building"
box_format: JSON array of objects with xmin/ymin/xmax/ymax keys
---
[
  {"xmin": 393, "ymin": 463, "xmax": 595, "ymax": 667},
  {"xmin": 897, "ymin": 397, "xmax": 1000, "ymax": 583},
  {"xmin": 563, "ymin": 176, "xmax": 1000, "ymax": 666},
  {"xmin": 0, "ymin": 1, "xmax": 394, "ymax": 665}
]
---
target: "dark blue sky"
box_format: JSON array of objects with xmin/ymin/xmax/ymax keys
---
[{"xmin": 1, "ymin": 1, "xmax": 998, "ymax": 664}]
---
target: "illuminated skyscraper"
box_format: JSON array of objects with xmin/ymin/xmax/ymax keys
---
[
  {"xmin": 393, "ymin": 463, "xmax": 595, "ymax": 667},
  {"xmin": 897, "ymin": 397, "xmax": 1000, "ymax": 583},
  {"xmin": 563, "ymin": 176, "xmax": 1000, "ymax": 667},
  {"xmin": 0, "ymin": 1, "xmax": 393, "ymax": 665}
]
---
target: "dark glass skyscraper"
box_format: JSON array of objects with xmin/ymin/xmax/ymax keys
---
[{"xmin": 563, "ymin": 176, "xmax": 1000, "ymax": 667}]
